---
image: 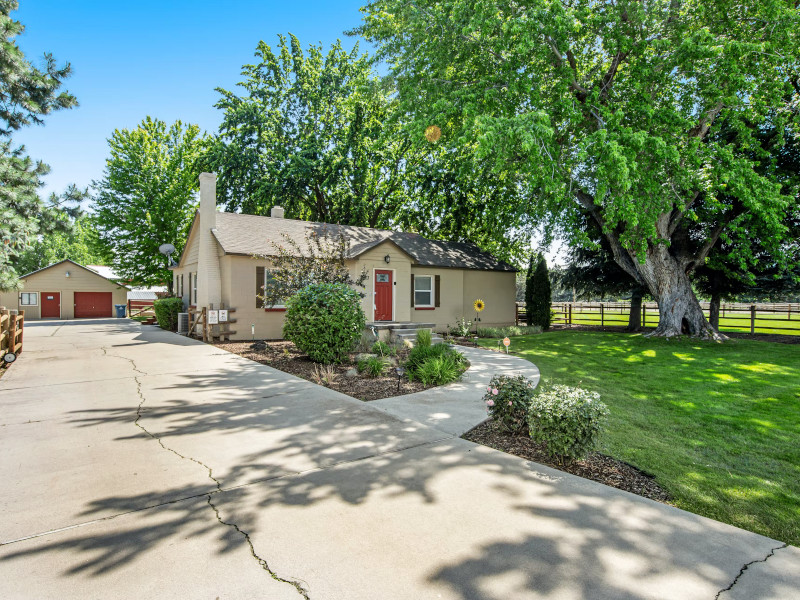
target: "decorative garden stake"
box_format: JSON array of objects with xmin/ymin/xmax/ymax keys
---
[
  {"xmin": 473, "ymin": 299, "xmax": 485, "ymax": 334},
  {"xmin": 503, "ymin": 337, "xmax": 510, "ymax": 354},
  {"xmin": 251, "ymin": 323, "xmax": 255, "ymax": 341}
]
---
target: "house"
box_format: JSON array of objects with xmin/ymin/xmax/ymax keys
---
[
  {"xmin": 171, "ymin": 173, "xmax": 517, "ymax": 340},
  {"xmin": 0, "ymin": 260, "xmax": 129, "ymax": 320}
]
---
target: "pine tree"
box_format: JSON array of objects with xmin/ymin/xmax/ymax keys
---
[
  {"xmin": 530, "ymin": 254, "xmax": 552, "ymax": 331},
  {"xmin": 524, "ymin": 254, "xmax": 535, "ymax": 326}
]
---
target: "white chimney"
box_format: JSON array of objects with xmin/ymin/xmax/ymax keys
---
[
  {"xmin": 271, "ymin": 206, "xmax": 285, "ymax": 219},
  {"xmin": 196, "ymin": 173, "xmax": 222, "ymax": 308}
]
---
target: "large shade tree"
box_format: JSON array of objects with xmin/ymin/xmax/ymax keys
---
[
  {"xmin": 207, "ymin": 34, "xmax": 420, "ymax": 228},
  {"xmin": 0, "ymin": 0, "xmax": 78, "ymax": 291},
  {"xmin": 359, "ymin": 0, "xmax": 800, "ymax": 338},
  {"xmin": 93, "ymin": 117, "xmax": 208, "ymax": 290}
]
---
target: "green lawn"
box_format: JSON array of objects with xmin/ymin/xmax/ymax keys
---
[{"xmin": 480, "ymin": 331, "xmax": 800, "ymax": 545}]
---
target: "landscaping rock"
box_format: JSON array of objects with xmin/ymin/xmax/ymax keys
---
[
  {"xmin": 355, "ymin": 353, "xmax": 377, "ymax": 362},
  {"xmin": 249, "ymin": 341, "xmax": 268, "ymax": 351},
  {"xmin": 345, "ymin": 368, "xmax": 359, "ymax": 378}
]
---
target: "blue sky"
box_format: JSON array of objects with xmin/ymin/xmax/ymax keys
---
[{"xmin": 13, "ymin": 0, "xmax": 367, "ymax": 200}]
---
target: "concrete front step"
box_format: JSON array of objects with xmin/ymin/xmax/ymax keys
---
[{"xmin": 393, "ymin": 331, "xmax": 444, "ymax": 346}]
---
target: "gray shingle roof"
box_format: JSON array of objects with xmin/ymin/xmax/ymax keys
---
[{"xmin": 210, "ymin": 212, "xmax": 515, "ymax": 272}]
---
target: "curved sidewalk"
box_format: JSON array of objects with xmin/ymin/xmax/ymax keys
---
[{"xmin": 371, "ymin": 345, "xmax": 540, "ymax": 435}]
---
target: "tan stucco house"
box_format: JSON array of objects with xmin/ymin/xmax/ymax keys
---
[
  {"xmin": 171, "ymin": 173, "xmax": 517, "ymax": 340},
  {"xmin": 0, "ymin": 260, "xmax": 129, "ymax": 320}
]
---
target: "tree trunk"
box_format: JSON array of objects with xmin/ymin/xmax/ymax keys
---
[
  {"xmin": 709, "ymin": 292, "xmax": 721, "ymax": 330},
  {"xmin": 636, "ymin": 246, "xmax": 726, "ymax": 340},
  {"xmin": 626, "ymin": 288, "xmax": 643, "ymax": 332}
]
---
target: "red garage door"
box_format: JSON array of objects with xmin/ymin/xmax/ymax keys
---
[{"xmin": 74, "ymin": 292, "xmax": 113, "ymax": 318}]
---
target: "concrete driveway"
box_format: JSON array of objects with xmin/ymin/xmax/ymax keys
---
[{"xmin": 1, "ymin": 320, "xmax": 797, "ymax": 599}]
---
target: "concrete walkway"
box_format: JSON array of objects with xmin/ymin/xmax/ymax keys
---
[
  {"xmin": 372, "ymin": 345, "xmax": 540, "ymax": 435},
  {"xmin": 1, "ymin": 320, "xmax": 797, "ymax": 599}
]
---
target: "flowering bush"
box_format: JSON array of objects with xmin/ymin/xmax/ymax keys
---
[
  {"xmin": 527, "ymin": 385, "xmax": 609, "ymax": 464},
  {"xmin": 483, "ymin": 374, "xmax": 536, "ymax": 434},
  {"xmin": 448, "ymin": 317, "xmax": 473, "ymax": 337}
]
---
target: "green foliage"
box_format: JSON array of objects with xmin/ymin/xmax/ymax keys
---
[
  {"xmin": 153, "ymin": 297, "xmax": 184, "ymax": 331},
  {"xmin": 208, "ymin": 34, "xmax": 418, "ymax": 228},
  {"xmin": 405, "ymin": 343, "xmax": 468, "ymax": 384},
  {"xmin": 358, "ymin": 355, "xmax": 388, "ymax": 377},
  {"xmin": 524, "ymin": 254, "xmax": 535, "ymax": 327},
  {"xmin": 371, "ymin": 340, "xmax": 396, "ymax": 356},
  {"xmin": 447, "ymin": 317, "xmax": 473, "ymax": 337},
  {"xmin": 477, "ymin": 325, "xmax": 541, "ymax": 338},
  {"xmin": 415, "ymin": 353, "xmax": 462, "ymax": 386},
  {"xmin": 415, "ymin": 328, "xmax": 432, "ymax": 347},
  {"xmin": 258, "ymin": 227, "xmax": 368, "ymax": 308},
  {"xmin": 484, "ymin": 374, "xmax": 537, "ymax": 434},
  {"xmin": 283, "ymin": 283, "xmax": 366, "ymax": 363},
  {"xmin": 13, "ymin": 213, "xmax": 112, "ymax": 276},
  {"xmin": 359, "ymin": 0, "xmax": 800, "ymax": 337},
  {"xmin": 528, "ymin": 384, "xmax": 609, "ymax": 464},
  {"xmin": 93, "ymin": 117, "xmax": 209, "ymax": 290},
  {"xmin": 530, "ymin": 255, "xmax": 552, "ymax": 330},
  {"xmin": 0, "ymin": 2, "xmax": 77, "ymax": 291}
]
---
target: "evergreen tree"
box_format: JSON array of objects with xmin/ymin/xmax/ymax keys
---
[
  {"xmin": 530, "ymin": 254, "xmax": 552, "ymax": 331},
  {"xmin": 524, "ymin": 253, "xmax": 535, "ymax": 326},
  {"xmin": 0, "ymin": 1, "xmax": 77, "ymax": 290}
]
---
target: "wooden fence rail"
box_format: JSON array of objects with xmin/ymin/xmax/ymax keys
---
[
  {"xmin": 0, "ymin": 307, "xmax": 25, "ymax": 361},
  {"xmin": 516, "ymin": 302, "xmax": 800, "ymax": 335}
]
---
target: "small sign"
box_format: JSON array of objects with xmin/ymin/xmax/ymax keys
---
[
  {"xmin": 218, "ymin": 310, "xmax": 228, "ymax": 323},
  {"xmin": 47, "ymin": 296, "xmax": 54, "ymax": 300},
  {"xmin": 503, "ymin": 337, "xmax": 510, "ymax": 354},
  {"xmin": 207, "ymin": 310, "xmax": 219, "ymax": 325}
]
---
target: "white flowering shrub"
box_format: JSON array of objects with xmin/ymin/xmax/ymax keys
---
[
  {"xmin": 527, "ymin": 385, "xmax": 609, "ymax": 464},
  {"xmin": 483, "ymin": 374, "xmax": 536, "ymax": 434}
]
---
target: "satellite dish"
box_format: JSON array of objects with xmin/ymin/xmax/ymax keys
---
[{"xmin": 159, "ymin": 243, "xmax": 176, "ymax": 256}]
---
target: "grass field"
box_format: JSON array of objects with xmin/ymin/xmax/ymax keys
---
[
  {"xmin": 555, "ymin": 308, "xmax": 800, "ymax": 335},
  {"xmin": 479, "ymin": 331, "xmax": 800, "ymax": 545}
]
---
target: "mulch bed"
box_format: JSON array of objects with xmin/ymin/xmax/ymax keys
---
[
  {"xmin": 214, "ymin": 340, "xmax": 434, "ymax": 401},
  {"xmin": 552, "ymin": 323, "xmax": 800, "ymax": 344},
  {"xmin": 463, "ymin": 420, "xmax": 672, "ymax": 504}
]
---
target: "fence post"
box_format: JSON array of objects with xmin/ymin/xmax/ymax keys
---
[
  {"xmin": 515, "ymin": 303, "xmax": 519, "ymax": 326},
  {"xmin": 750, "ymin": 304, "xmax": 756, "ymax": 334},
  {"xmin": 16, "ymin": 310, "xmax": 23, "ymax": 354},
  {"xmin": 600, "ymin": 303, "xmax": 605, "ymax": 327},
  {"xmin": 9, "ymin": 313, "xmax": 17, "ymax": 354},
  {"xmin": 642, "ymin": 304, "xmax": 646, "ymax": 327},
  {"xmin": 568, "ymin": 303, "xmax": 573, "ymax": 325}
]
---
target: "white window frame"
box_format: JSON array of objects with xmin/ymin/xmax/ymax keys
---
[
  {"xmin": 20, "ymin": 292, "xmax": 38, "ymax": 306},
  {"xmin": 413, "ymin": 274, "xmax": 434, "ymax": 308},
  {"xmin": 264, "ymin": 269, "xmax": 286, "ymax": 308},
  {"xmin": 191, "ymin": 272, "xmax": 197, "ymax": 305}
]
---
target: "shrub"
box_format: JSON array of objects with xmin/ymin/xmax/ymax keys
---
[
  {"xmin": 527, "ymin": 385, "xmax": 609, "ymax": 464},
  {"xmin": 415, "ymin": 353, "xmax": 462, "ymax": 385},
  {"xmin": 416, "ymin": 328, "xmax": 432, "ymax": 347},
  {"xmin": 153, "ymin": 297, "xmax": 183, "ymax": 331},
  {"xmin": 484, "ymin": 374, "xmax": 536, "ymax": 434},
  {"xmin": 371, "ymin": 340, "xmax": 396, "ymax": 356},
  {"xmin": 405, "ymin": 343, "xmax": 468, "ymax": 384},
  {"xmin": 358, "ymin": 355, "xmax": 388, "ymax": 377},
  {"xmin": 448, "ymin": 317, "xmax": 473, "ymax": 337},
  {"xmin": 283, "ymin": 283, "xmax": 366, "ymax": 363}
]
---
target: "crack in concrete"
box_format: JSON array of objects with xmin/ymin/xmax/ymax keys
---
[
  {"xmin": 714, "ymin": 542, "xmax": 788, "ymax": 599},
  {"xmin": 127, "ymin": 371, "xmax": 311, "ymax": 598}
]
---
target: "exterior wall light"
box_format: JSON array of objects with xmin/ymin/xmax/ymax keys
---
[
  {"xmin": 65, "ymin": 271, "xmax": 70, "ymax": 278},
  {"xmin": 384, "ymin": 255, "xmax": 391, "ymax": 264}
]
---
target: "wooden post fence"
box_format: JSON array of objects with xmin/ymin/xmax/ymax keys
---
[
  {"xmin": 750, "ymin": 304, "xmax": 756, "ymax": 334},
  {"xmin": 1, "ymin": 308, "xmax": 24, "ymax": 360}
]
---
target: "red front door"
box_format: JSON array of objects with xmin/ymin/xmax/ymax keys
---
[
  {"xmin": 374, "ymin": 270, "xmax": 393, "ymax": 321},
  {"xmin": 41, "ymin": 292, "xmax": 61, "ymax": 318}
]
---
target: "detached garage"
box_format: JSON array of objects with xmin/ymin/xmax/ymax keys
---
[{"xmin": 0, "ymin": 260, "xmax": 129, "ymax": 320}]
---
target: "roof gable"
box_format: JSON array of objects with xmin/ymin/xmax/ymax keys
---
[{"xmin": 19, "ymin": 259, "xmax": 131, "ymax": 289}]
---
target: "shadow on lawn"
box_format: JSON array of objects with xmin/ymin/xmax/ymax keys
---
[{"xmin": 1, "ymin": 354, "xmax": 789, "ymax": 598}]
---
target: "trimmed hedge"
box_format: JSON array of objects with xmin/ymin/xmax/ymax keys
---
[
  {"xmin": 283, "ymin": 282, "xmax": 365, "ymax": 363},
  {"xmin": 153, "ymin": 297, "xmax": 184, "ymax": 331}
]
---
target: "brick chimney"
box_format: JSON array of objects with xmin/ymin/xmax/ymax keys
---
[{"xmin": 196, "ymin": 173, "xmax": 222, "ymax": 308}]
